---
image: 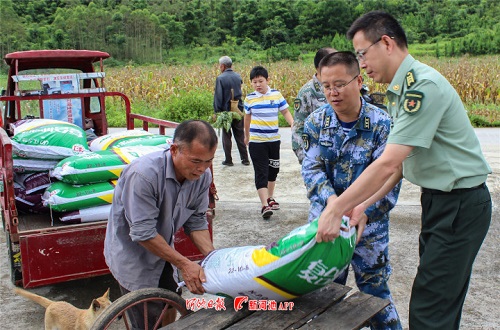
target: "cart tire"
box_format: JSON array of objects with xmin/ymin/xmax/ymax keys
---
[{"xmin": 90, "ymin": 288, "xmax": 191, "ymax": 330}]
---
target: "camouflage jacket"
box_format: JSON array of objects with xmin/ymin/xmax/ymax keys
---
[
  {"xmin": 292, "ymin": 74, "xmax": 328, "ymax": 164},
  {"xmin": 301, "ymin": 99, "xmax": 401, "ymax": 222}
]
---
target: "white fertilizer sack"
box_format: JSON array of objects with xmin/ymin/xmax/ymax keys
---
[
  {"xmin": 89, "ymin": 130, "xmax": 172, "ymax": 151},
  {"xmin": 51, "ymin": 146, "xmax": 165, "ymax": 184},
  {"xmin": 11, "ymin": 119, "xmax": 88, "ymax": 159},
  {"xmin": 59, "ymin": 204, "xmax": 112, "ymax": 224},
  {"xmin": 42, "ymin": 180, "xmax": 117, "ymax": 212},
  {"xmin": 196, "ymin": 217, "xmax": 356, "ymax": 301}
]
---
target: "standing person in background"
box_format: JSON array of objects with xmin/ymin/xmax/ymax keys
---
[
  {"xmin": 316, "ymin": 11, "xmax": 491, "ymax": 330},
  {"xmin": 244, "ymin": 65, "xmax": 294, "ymax": 219},
  {"xmin": 292, "ymin": 47, "xmax": 336, "ymax": 164},
  {"xmin": 104, "ymin": 120, "xmax": 218, "ymax": 328},
  {"xmin": 214, "ymin": 56, "xmax": 250, "ymax": 166},
  {"xmin": 302, "ymin": 51, "xmax": 402, "ymax": 329}
]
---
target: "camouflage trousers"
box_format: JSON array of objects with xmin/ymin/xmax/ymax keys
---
[{"xmin": 334, "ymin": 218, "xmax": 402, "ymax": 330}]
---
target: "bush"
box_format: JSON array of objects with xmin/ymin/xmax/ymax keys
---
[
  {"xmin": 468, "ymin": 114, "xmax": 500, "ymax": 128},
  {"xmin": 161, "ymin": 88, "xmax": 213, "ymax": 122},
  {"xmin": 104, "ymin": 89, "xmax": 214, "ymax": 127},
  {"xmin": 266, "ymin": 43, "xmax": 301, "ymax": 62}
]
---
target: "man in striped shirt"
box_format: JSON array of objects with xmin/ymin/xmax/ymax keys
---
[{"xmin": 243, "ymin": 66, "xmax": 294, "ymax": 219}]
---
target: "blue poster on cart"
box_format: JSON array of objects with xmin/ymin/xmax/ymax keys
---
[{"xmin": 42, "ymin": 79, "xmax": 83, "ymax": 127}]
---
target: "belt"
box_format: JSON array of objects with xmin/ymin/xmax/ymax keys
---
[{"xmin": 421, "ymin": 182, "xmax": 486, "ymax": 195}]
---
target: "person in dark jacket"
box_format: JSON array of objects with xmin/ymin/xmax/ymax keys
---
[{"xmin": 214, "ymin": 56, "xmax": 250, "ymax": 166}]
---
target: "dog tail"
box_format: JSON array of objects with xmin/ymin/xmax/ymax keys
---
[{"xmin": 14, "ymin": 287, "xmax": 53, "ymax": 309}]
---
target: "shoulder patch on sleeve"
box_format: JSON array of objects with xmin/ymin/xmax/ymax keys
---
[
  {"xmin": 403, "ymin": 91, "xmax": 424, "ymax": 114},
  {"xmin": 406, "ymin": 70, "xmax": 416, "ymax": 88},
  {"xmin": 313, "ymin": 80, "xmax": 322, "ymax": 92},
  {"xmin": 302, "ymin": 134, "xmax": 310, "ymax": 151},
  {"xmin": 294, "ymin": 98, "xmax": 301, "ymax": 111}
]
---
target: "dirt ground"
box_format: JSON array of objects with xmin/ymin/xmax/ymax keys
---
[{"xmin": 1, "ymin": 128, "xmax": 498, "ymax": 329}]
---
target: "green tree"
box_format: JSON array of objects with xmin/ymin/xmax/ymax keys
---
[
  {"xmin": 182, "ymin": 9, "xmax": 201, "ymax": 46},
  {"xmin": 233, "ymin": 0, "xmax": 263, "ymax": 44},
  {"xmin": 0, "ymin": 0, "xmax": 27, "ymax": 56},
  {"xmin": 1, "ymin": 0, "xmax": 499, "ymax": 63},
  {"xmin": 159, "ymin": 13, "xmax": 185, "ymax": 49},
  {"xmin": 296, "ymin": 0, "xmax": 354, "ymax": 43},
  {"xmin": 262, "ymin": 17, "xmax": 289, "ymax": 49}
]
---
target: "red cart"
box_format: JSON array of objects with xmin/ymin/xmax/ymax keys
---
[{"xmin": 0, "ymin": 50, "xmax": 216, "ymax": 288}]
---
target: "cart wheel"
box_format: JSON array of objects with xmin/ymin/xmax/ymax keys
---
[
  {"xmin": 90, "ymin": 288, "xmax": 191, "ymax": 330},
  {"xmin": 5, "ymin": 230, "xmax": 22, "ymax": 285}
]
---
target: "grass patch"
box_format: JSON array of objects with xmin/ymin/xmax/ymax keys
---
[{"xmin": 467, "ymin": 104, "xmax": 500, "ymax": 127}]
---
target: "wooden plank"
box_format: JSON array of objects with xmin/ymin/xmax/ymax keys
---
[
  {"xmin": 225, "ymin": 283, "xmax": 351, "ymax": 330},
  {"xmin": 302, "ymin": 291, "xmax": 390, "ymax": 330},
  {"xmin": 166, "ymin": 283, "xmax": 352, "ymax": 330},
  {"xmin": 163, "ymin": 298, "xmax": 254, "ymax": 330}
]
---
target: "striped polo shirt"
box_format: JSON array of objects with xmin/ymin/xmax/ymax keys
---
[{"xmin": 244, "ymin": 86, "xmax": 289, "ymax": 142}]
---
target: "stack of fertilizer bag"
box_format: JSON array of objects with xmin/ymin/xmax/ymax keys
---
[
  {"xmin": 10, "ymin": 118, "xmax": 172, "ymax": 224},
  {"xmin": 183, "ymin": 217, "xmax": 356, "ymax": 302},
  {"xmin": 11, "ymin": 119, "xmax": 90, "ymax": 215}
]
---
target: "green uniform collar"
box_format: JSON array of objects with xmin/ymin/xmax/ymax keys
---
[{"xmin": 387, "ymin": 54, "xmax": 416, "ymax": 96}]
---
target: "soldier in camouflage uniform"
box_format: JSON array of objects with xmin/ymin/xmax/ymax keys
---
[
  {"xmin": 301, "ymin": 51, "xmax": 402, "ymax": 329},
  {"xmin": 292, "ymin": 47, "xmax": 336, "ymax": 164}
]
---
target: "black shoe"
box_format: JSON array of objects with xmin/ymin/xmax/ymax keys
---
[
  {"xmin": 242, "ymin": 160, "xmax": 250, "ymax": 166},
  {"xmin": 222, "ymin": 160, "xmax": 234, "ymax": 166},
  {"xmin": 261, "ymin": 206, "xmax": 273, "ymax": 219}
]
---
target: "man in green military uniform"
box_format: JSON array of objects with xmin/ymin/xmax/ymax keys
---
[
  {"xmin": 291, "ymin": 47, "xmax": 336, "ymax": 164},
  {"xmin": 314, "ymin": 11, "xmax": 492, "ymax": 330}
]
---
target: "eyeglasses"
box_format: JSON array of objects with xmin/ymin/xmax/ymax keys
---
[
  {"xmin": 323, "ymin": 75, "xmax": 359, "ymax": 94},
  {"xmin": 356, "ymin": 37, "xmax": 382, "ymax": 61}
]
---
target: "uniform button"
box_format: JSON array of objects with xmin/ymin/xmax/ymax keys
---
[{"xmin": 392, "ymin": 102, "xmax": 396, "ymax": 106}]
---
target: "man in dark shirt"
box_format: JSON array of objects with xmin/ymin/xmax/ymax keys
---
[{"xmin": 213, "ymin": 56, "xmax": 250, "ymax": 166}]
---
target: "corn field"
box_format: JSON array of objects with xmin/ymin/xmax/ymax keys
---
[{"xmin": 105, "ymin": 55, "xmax": 499, "ymax": 124}]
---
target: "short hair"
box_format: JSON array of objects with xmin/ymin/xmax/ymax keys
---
[
  {"xmin": 318, "ymin": 51, "xmax": 360, "ymax": 76},
  {"xmin": 314, "ymin": 47, "xmax": 337, "ymax": 69},
  {"xmin": 173, "ymin": 119, "xmax": 218, "ymax": 150},
  {"xmin": 346, "ymin": 11, "xmax": 408, "ymax": 49},
  {"xmin": 219, "ymin": 56, "xmax": 232, "ymax": 67},
  {"xmin": 250, "ymin": 66, "xmax": 268, "ymax": 80}
]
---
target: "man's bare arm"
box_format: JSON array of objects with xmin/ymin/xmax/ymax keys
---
[
  {"xmin": 316, "ymin": 144, "xmax": 413, "ymax": 242},
  {"xmin": 361, "ymin": 165, "xmax": 403, "ymax": 213},
  {"xmin": 189, "ymin": 229, "xmax": 215, "ymax": 256},
  {"xmin": 139, "ymin": 234, "xmax": 207, "ymax": 294}
]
